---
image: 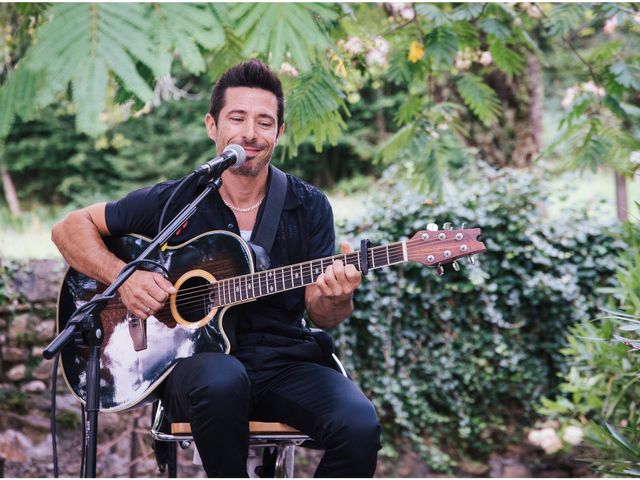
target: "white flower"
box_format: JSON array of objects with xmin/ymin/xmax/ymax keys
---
[
  {"xmin": 280, "ymin": 62, "xmax": 299, "ymax": 77},
  {"xmin": 539, "ymin": 427, "xmax": 563, "ymax": 454},
  {"xmin": 630, "ymin": 151, "xmax": 640, "ymax": 165},
  {"xmin": 343, "ymin": 36, "xmax": 364, "ymax": 55},
  {"xmin": 604, "ymin": 16, "xmax": 618, "ymax": 35},
  {"xmin": 561, "ymin": 85, "xmax": 579, "ymax": 108},
  {"xmin": 365, "ymin": 49, "xmax": 387, "ymax": 67},
  {"xmin": 528, "ymin": 428, "xmax": 563, "ymax": 454},
  {"xmin": 455, "ymin": 56, "xmax": 472, "ymax": 71},
  {"xmin": 373, "ymin": 36, "xmax": 389, "ymax": 55},
  {"xmin": 388, "ymin": 3, "xmax": 407, "ymax": 14},
  {"xmin": 479, "ymin": 51, "xmax": 493, "ymax": 66},
  {"xmin": 400, "ymin": 5, "xmax": 415, "ymax": 20},
  {"xmin": 582, "ymin": 81, "xmax": 605, "ymax": 97},
  {"xmin": 562, "ymin": 426, "xmax": 584, "ymax": 446}
]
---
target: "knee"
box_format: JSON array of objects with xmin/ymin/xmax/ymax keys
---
[
  {"xmin": 330, "ymin": 401, "xmax": 382, "ymax": 455},
  {"xmin": 187, "ymin": 353, "xmax": 249, "ymax": 406}
]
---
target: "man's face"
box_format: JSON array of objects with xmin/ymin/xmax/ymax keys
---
[{"xmin": 205, "ymin": 86, "xmax": 284, "ymax": 178}]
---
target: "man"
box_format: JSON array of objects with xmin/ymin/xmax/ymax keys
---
[{"xmin": 52, "ymin": 59, "xmax": 381, "ymax": 477}]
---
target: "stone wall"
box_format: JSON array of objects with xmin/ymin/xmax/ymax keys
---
[{"xmin": 0, "ymin": 259, "xmax": 207, "ymax": 477}]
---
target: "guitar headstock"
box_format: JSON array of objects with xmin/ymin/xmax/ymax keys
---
[{"xmin": 407, "ymin": 224, "xmax": 486, "ymax": 274}]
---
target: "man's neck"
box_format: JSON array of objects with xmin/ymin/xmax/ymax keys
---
[{"xmin": 219, "ymin": 164, "xmax": 269, "ymax": 207}]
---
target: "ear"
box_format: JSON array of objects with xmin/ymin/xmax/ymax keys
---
[
  {"xmin": 204, "ymin": 113, "xmax": 217, "ymax": 142},
  {"xmin": 275, "ymin": 123, "xmax": 285, "ymax": 145}
]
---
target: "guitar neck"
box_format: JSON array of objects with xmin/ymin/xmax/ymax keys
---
[{"xmin": 212, "ymin": 241, "xmax": 407, "ymax": 307}]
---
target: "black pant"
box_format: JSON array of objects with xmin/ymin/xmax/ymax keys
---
[{"xmin": 160, "ymin": 352, "xmax": 381, "ymax": 477}]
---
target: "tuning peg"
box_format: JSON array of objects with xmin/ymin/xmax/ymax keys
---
[
  {"xmin": 436, "ymin": 264, "xmax": 445, "ymax": 276},
  {"xmin": 461, "ymin": 222, "xmax": 467, "ymax": 230},
  {"xmin": 443, "ymin": 222, "xmax": 453, "ymax": 230},
  {"xmin": 452, "ymin": 261, "xmax": 460, "ymax": 271},
  {"xmin": 468, "ymin": 255, "xmax": 475, "ymax": 265},
  {"xmin": 427, "ymin": 223, "xmax": 439, "ymax": 231}
]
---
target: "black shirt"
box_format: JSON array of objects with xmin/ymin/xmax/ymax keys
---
[{"xmin": 104, "ymin": 168, "xmax": 335, "ymax": 371}]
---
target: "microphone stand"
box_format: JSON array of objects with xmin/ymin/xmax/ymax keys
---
[{"xmin": 44, "ymin": 173, "xmax": 224, "ymax": 477}]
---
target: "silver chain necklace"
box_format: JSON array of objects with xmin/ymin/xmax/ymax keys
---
[{"xmin": 223, "ymin": 197, "xmax": 264, "ymax": 213}]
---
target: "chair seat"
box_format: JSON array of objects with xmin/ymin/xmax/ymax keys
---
[{"xmin": 171, "ymin": 421, "xmax": 303, "ymax": 436}]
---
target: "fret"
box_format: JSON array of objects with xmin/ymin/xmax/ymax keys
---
[
  {"xmin": 385, "ymin": 245, "xmax": 390, "ymax": 265},
  {"xmin": 257, "ymin": 271, "xmax": 263, "ymax": 297},
  {"xmin": 298, "ymin": 264, "xmax": 304, "ymax": 287},
  {"xmin": 232, "ymin": 277, "xmax": 237, "ymax": 303},
  {"xmin": 275, "ymin": 268, "xmax": 283, "ymax": 292},
  {"xmin": 252, "ymin": 273, "xmax": 259, "ymax": 299},
  {"xmin": 286, "ymin": 266, "xmax": 294, "ymax": 290},
  {"xmin": 312, "ymin": 260, "xmax": 322, "ymax": 282},
  {"xmin": 370, "ymin": 251, "xmax": 376, "ymax": 268}
]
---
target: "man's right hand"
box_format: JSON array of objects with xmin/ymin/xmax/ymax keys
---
[{"xmin": 119, "ymin": 270, "xmax": 177, "ymax": 319}]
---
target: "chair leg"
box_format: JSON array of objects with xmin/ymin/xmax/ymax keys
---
[
  {"xmin": 275, "ymin": 444, "xmax": 296, "ymax": 478},
  {"xmin": 167, "ymin": 442, "xmax": 177, "ymax": 478}
]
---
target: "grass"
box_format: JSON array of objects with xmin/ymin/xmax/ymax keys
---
[{"xmin": 0, "ymin": 169, "xmax": 637, "ymax": 260}]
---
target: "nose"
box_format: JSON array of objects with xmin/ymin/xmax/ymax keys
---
[{"xmin": 242, "ymin": 120, "xmax": 257, "ymax": 142}]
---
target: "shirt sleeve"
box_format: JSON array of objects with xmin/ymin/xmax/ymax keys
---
[
  {"xmin": 306, "ymin": 190, "xmax": 336, "ymax": 261},
  {"xmin": 105, "ymin": 185, "xmax": 165, "ymax": 237}
]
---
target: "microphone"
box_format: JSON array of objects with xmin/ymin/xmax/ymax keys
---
[{"xmin": 194, "ymin": 144, "xmax": 246, "ymax": 177}]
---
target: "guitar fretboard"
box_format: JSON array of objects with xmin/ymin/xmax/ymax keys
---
[{"xmin": 209, "ymin": 241, "xmax": 407, "ymax": 307}]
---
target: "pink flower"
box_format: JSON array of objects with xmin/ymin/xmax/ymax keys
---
[{"xmin": 604, "ymin": 16, "xmax": 618, "ymax": 36}]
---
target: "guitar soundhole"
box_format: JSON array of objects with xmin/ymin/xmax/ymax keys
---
[{"xmin": 175, "ymin": 276, "xmax": 211, "ymax": 323}]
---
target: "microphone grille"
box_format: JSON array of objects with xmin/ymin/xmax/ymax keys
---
[{"xmin": 223, "ymin": 144, "xmax": 246, "ymax": 168}]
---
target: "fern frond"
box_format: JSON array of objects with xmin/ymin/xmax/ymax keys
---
[
  {"xmin": 488, "ymin": 36, "xmax": 525, "ymax": 76},
  {"xmin": 452, "ymin": 22, "xmax": 480, "ymax": 50},
  {"xmin": 456, "ymin": 73, "xmax": 502, "ymax": 126},
  {"xmin": 609, "ymin": 60, "xmax": 640, "ymax": 90},
  {"xmin": 415, "ymin": 4, "xmax": 451, "ymax": 27},
  {"xmin": 451, "ymin": 3, "xmax": 484, "ymax": 21},
  {"xmin": 284, "ymin": 68, "xmax": 348, "ymax": 153},
  {"xmin": 232, "ymin": 3, "xmax": 338, "ymax": 72},
  {"xmin": 378, "ymin": 124, "xmax": 418, "ymax": 164},
  {"xmin": 478, "ymin": 18, "xmax": 511, "ymax": 40},
  {"xmin": 588, "ymin": 40, "xmax": 623, "ymax": 64},
  {"xmin": 72, "ymin": 58, "xmax": 108, "ymax": 136},
  {"xmin": 424, "ymin": 27, "xmax": 459, "ymax": 67},
  {"xmin": 544, "ymin": 4, "xmax": 590, "ymax": 37}
]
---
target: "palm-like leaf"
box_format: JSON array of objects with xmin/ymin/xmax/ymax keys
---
[
  {"xmin": 456, "ymin": 73, "xmax": 502, "ymax": 125},
  {"xmin": 231, "ymin": 3, "xmax": 339, "ymax": 72},
  {"xmin": 284, "ymin": 68, "xmax": 348, "ymax": 154}
]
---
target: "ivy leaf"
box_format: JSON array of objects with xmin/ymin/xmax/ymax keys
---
[
  {"xmin": 424, "ymin": 27, "xmax": 459, "ymax": 67},
  {"xmin": 456, "ymin": 73, "xmax": 502, "ymax": 126}
]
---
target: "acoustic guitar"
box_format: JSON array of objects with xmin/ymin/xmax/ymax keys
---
[{"xmin": 57, "ymin": 226, "xmax": 486, "ymax": 412}]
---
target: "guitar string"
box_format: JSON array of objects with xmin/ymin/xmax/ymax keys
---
[
  {"xmin": 97, "ymin": 236, "xmax": 459, "ymax": 316},
  {"xmin": 164, "ymin": 244, "xmax": 406, "ymax": 310},
  {"xmin": 157, "ymin": 243, "xmax": 411, "ymax": 315},
  {"xmin": 97, "ymin": 247, "xmax": 384, "ymax": 315},
  {"xmin": 96, "ymin": 238, "xmax": 429, "ymax": 316}
]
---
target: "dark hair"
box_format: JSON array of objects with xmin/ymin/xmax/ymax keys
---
[{"xmin": 208, "ymin": 59, "xmax": 284, "ymax": 130}]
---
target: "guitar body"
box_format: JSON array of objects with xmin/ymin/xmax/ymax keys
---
[{"xmin": 57, "ymin": 230, "xmax": 254, "ymax": 412}]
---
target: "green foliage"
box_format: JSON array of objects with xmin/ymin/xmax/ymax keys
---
[
  {"xmin": 536, "ymin": 215, "xmax": 640, "ymax": 475},
  {"xmin": 455, "ymin": 73, "xmax": 502, "ymax": 125},
  {"xmin": 232, "ymin": 3, "xmax": 340, "ymax": 72},
  {"xmin": 283, "ymin": 67, "xmax": 349, "ymax": 155},
  {"xmin": 0, "ymin": 388, "xmax": 28, "ymax": 415},
  {"xmin": 332, "ymin": 165, "xmax": 624, "ymax": 469}
]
